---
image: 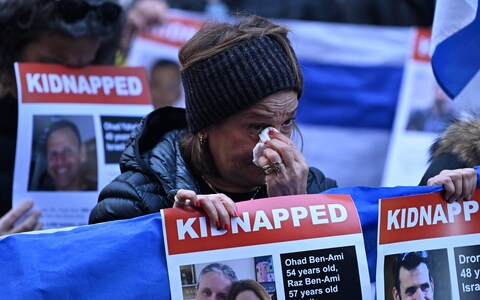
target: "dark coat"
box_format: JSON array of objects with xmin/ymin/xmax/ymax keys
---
[
  {"xmin": 0, "ymin": 93, "xmax": 18, "ymax": 216},
  {"xmin": 419, "ymin": 116, "xmax": 480, "ymax": 185},
  {"xmin": 89, "ymin": 107, "xmax": 337, "ymax": 224}
]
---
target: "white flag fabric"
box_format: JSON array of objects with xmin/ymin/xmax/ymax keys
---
[{"xmin": 431, "ymin": 0, "xmax": 480, "ymax": 103}]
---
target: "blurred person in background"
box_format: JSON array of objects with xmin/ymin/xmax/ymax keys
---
[
  {"xmin": 0, "ymin": 0, "xmax": 169, "ymax": 235},
  {"xmin": 149, "ymin": 59, "xmax": 183, "ymax": 109},
  {"xmin": 118, "ymin": 0, "xmax": 169, "ymax": 63},
  {"xmin": 419, "ymin": 112, "xmax": 480, "ymax": 187}
]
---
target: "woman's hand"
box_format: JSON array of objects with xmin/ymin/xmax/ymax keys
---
[
  {"xmin": 427, "ymin": 168, "xmax": 477, "ymax": 203},
  {"xmin": 174, "ymin": 189, "xmax": 239, "ymax": 230},
  {"xmin": 0, "ymin": 200, "xmax": 42, "ymax": 236},
  {"xmin": 257, "ymin": 130, "xmax": 309, "ymax": 197}
]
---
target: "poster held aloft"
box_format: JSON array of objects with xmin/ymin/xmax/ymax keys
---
[{"xmin": 13, "ymin": 63, "xmax": 153, "ymax": 229}]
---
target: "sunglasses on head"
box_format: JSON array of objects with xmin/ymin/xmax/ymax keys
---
[
  {"xmin": 400, "ymin": 251, "xmax": 428, "ymax": 262},
  {"xmin": 55, "ymin": 0, "xmax": 121, "ymax": 24}
]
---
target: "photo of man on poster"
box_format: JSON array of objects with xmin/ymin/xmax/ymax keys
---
[
  {"xmin": 195, "ymin": 263, "xmax": 238, "ymax": 300},
  {"xmin": 392, "ymin": 251, "xmax": 434, "ymax": 300},
  {"xmin": 406, "ymin": 84, "xmax": 454, "ymax": 133},
  {"xmin": 28, "ymin": 116, "xmax": 97, "ymax": 192},
  {"xmin": 384, "ymin": 248, "xmax": 452, "ymax": 300},
  {"xmin": 180, "ymin": 256, "xmax": 277, "ymax": 300}
]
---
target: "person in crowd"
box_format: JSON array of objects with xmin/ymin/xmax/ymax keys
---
[
  {"xmin": 0, "ymin": 0, "xmax": 127, "ymax": 235},
  {"xmin": 0, "ymin": 0, "xmax": 124, "ymax": 234},
  {"xmin": 196, "ymin": 263, "xmax": 238, "ymax": 300},
  {"xmin": 118, "ymin": 0, "xmax": 169, "ymax": 63},
  {"xmin": 89, "ymin": 15, "xmax": 478, "ymax": 227},
  {"xmin": 392, "ymin": 251, "xmax": 434, "ymax": 300},
  {"xmin": 36, "ymin": 120, "xmax": 96, "ymax": 191},
  {"xmin": 227, "ymin": 279, "xmax": 271, "ymax": 300},
  {"xmin": 419, "ymin": 112, "xmax": 480, "ymax": 189},
  {"xmin": 0, "ymin": 200, "xmax": 41, "ymax": 236},
  {"xmin": 89, "ymin": 15, "xmax": 338, "ymax": 226},
  {"xmin": 149, "ymin": 59, "xmax": 182, "ymax": 109}
]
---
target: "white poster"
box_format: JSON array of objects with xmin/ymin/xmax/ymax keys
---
[
  {"xmin": 162, "ymin": 194, "xmax": 372, "ymax": 299},
  {"xmin": 13, "ymin": 63, "xmax": 153, "ymax": 228},
  {"xmin": 376, "ymin": 190, "xmax": 480, "ymax": 300},
  {"xmin": 382, "ymin": 28, "xmax": 455, "ymax": 186}
]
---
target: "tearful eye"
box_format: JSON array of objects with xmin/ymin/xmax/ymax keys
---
[
  {"xmin": 280, "ymin": 118, "xmax": 295, "ymax": 133},
  {"xmin": 251, "ymin": 124, "xmax": 266, "ymax": 134},
  {"xmin": 283, "ymin": 118, "xmax": 295, "ymax": 126}
]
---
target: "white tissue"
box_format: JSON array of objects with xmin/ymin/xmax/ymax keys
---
[{"xmin": 252, "ymin": 127, "xmax": 278, "ymax": 167}]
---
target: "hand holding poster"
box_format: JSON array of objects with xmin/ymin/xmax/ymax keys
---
[
  {"xmin": 13, "ymin": 63, "xmax": 153, "ymax": 228},
  {"xmin": 162, "ymin": 194, "xmax": 372, "ymax": 299},
  {"xmin": 377, "ymin": 189, "xmax": 480, "ymax": 300}
]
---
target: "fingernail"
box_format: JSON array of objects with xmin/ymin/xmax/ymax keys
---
[
  {"xmin": 268, "ymin": 130, "xmax": 275, "ymax": 135},
  {"xmin": 215, "ymin": 220, "xmax": 221, "ymax": 228},
  {"xmin": 234, "ymin": 210, "xmax": 239, "ymax": 217},
  {"xmin": 224, "ymin": 222, "xmax": 230, "ymax": 230}
]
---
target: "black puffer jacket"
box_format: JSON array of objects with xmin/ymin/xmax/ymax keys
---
[
  {"xmin": 419, "ymin": 116, "xmax": 480, "ymax": 185},
  {"xmin": 0, "ymin": 93, "xmax": 18, "ymax": 216},
  {"xmin": 89, "ymin": 107, "xmax": 337, "ymax": 224}
]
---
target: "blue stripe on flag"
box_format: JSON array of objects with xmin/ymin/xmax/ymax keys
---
[
  {"xmin": 0, "ymin": 214, "xmax": 170, "ymax": 299},
  {"xmin": 297, "ymin": 62, "xmax": 403, "ymax": 129},
  {"xmin": 432, "ymin": 8, "xmax": 480, "ymax": 98},
  {"xmin": 4, "ymin": 186, "xmax": 461, "ymax": 297}
]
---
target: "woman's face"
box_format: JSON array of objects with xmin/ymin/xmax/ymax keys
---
[
  {"xmin": 19, "ymin": 34, "xmax": 101, "ymax": 67},
  {"xmin": 206, "ymin": 90, "xmax": 298, "ymax": 192},
  {"xmin": 235, "ymin": 290, "xmax": 262, "ymax": 300}
]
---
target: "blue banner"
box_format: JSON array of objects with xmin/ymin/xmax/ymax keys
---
[{"xmin": 0, "ymin": 186, "xmax": 445, "ymax": 298}]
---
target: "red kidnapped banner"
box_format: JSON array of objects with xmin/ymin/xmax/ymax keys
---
[
  {"xmin": 139, "ymin": 15, "xmax": 203, "ymax": 47},
  {"xmin": 16, "ymin": 63, "xmax": 151, "ymax": 105},
  {"xmin": 379, "ymin": 189, "xmax": 480, "ymax": 244},
  {"xmin": 163, "ymin": 194, "xmax": 362, "ymax": 255}
]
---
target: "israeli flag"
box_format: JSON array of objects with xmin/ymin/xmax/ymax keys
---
[
  {"xmin": 285, "ymin": 20, "xmax": 411, "ymax": 186},
  {"xmin": 431, "ymin": 0, "xmax": 480, "ymax": 104}
]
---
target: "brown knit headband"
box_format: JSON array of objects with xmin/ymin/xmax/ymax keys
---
[{"xmin": 181, "ymin": 35, "xmax": 302, "ymax": 133}]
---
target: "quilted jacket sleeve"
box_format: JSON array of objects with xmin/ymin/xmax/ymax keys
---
[
  {"xmin": 88, "ymin": 171, "xmax": 172, "ymax": 224},
  {"xmin": 307, "ymin": 167, "xmax": 337, "ymax": 194}
]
